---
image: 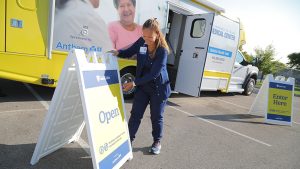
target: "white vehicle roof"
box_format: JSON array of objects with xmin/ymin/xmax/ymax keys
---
[{"xmin": 168, "ymin": 0, "xmax": 225, "ymax": 15}]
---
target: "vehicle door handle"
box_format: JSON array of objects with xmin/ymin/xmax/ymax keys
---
[
  {"xmin": 192, "ymin": 53, "xmax": 198, "ymax": 58},
  {"xmin": 195, "ymin": 47, "xmax": 205, "ymax": 49}
]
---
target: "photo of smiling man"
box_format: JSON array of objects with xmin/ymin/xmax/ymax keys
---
[{"xmin": 108, "ymin": 0, "xmax": 142, "ymax": 50}]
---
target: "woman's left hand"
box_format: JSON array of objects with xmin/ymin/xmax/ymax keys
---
[
  {"xmin": 107, "ymin": 50, "xmax": 119, "ymax": 56},
  {"xmin": 123, "ymin": 82, "xmax": 134, "ymax": 92}
]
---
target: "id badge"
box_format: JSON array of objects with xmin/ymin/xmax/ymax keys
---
[{"xmin": 139, "ymin": 47, "xmax": 147, "ymax": 55}]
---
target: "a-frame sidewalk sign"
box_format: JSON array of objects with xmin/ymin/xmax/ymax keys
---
[
  {"xmin": 30, "ymin": 49, "xmax": 133, "ymax": 169},
  {"xmin": 249, "ymin": 74, "xmax": 295, "ymax": 126}
]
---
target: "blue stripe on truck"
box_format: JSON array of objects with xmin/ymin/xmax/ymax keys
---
[{"xmin": 208, "ymin": 46, "xmax": 232, "ymax": 58}]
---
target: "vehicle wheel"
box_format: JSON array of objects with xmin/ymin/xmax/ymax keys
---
[
  {"xmin": 120, "ymin": 67, "xmax": 136, "ymax": 99},
  {"xmin": 243, "ymin": 78, "xmax": 255, "ymax": 96}
]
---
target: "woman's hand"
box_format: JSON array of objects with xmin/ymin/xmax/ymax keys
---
[
  {"xmin": 108, "ymin": 50, "xmax": 119, "ymax": 56},
  {"xmin": 123, "ymin": 82, "xmax": 134, "ymax": 92}
]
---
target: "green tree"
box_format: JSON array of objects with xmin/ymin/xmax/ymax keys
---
[
  {"xmin": 254, "ymin": 44, "xmax": 276, "ymax": 77},
  {"xmin": 287, "ymin": 52, "xmax": 300, "ymax": 70},
  {"xmin": 271, "ymin": 60, "xmax": 286, "ymax": 74}
]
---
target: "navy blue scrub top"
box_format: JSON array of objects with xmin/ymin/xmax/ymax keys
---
[{"xmin": 141, "ymin": 54, "xmax": 156, "ymax": 92}]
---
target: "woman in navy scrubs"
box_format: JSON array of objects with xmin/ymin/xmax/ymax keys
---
[{"xmin": 113, "ymin": 18, "xmax": 171, "ymax": 155}]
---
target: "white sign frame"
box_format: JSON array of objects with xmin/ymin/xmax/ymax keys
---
[
  {"xmin": 249, "ymin": 74, "xmax": 295, "ymax": 126},
  {"xmin": 31, "ymin": 49, "xmax": 132, "ymax": 169}
]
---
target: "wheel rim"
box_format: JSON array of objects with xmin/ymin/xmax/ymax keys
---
[
  {"xmin": 248, "ymin": 81, "xmax": 254, "ymax": 94},
  {"xmin": 121, "ymin": 73, "xmax": 136, "ymax": 95}
]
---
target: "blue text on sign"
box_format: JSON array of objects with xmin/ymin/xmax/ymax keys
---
[{"xmin": 99, "ymin": 108, "xmax": 119, "ymax": 124}]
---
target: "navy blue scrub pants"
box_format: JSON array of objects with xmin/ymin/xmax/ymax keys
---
[{"xmin": 128, "ymin": 86, "xmax": 167, "ymax": 142}]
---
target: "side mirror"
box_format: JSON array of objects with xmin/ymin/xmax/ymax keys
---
[
  {"xmin": 252, "ymin": 57, "xmax": 258, "ymax": 66},
  {"xmin": 241, "ymin": 59, "xmax": 249, "ymax": 66}
]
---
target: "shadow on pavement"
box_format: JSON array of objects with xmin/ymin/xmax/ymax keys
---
[
  {"xmin": 170, "ymin": 91, "xmax": 241, "ymax": 98},
  {"xmin": 200, "ymin": 91, "xmax": 240, "ymax": 97},
  {"xmin": 169, "ymin": 93, "xmax": 195, "ymax": 98},
  {"xmin": 0, "ymin": 89, "xmax": 6, "ymax": 97},
  {"xmin": 166, "ymin": 100, "xmax": 180, "ymax": 107},
  {"xmin": 124, "ymin": 98, "xmax": 134, "ymax": 104},
  {"xmin": 132, "ymin": 146, "xmax": 153, "ymax": 155},
  {"xmin": 192, "ymin": 114, "xmax": 272, "ymax": 125},
  {"xmin": 0, "ymin": 143, "xmax": 92, "ymax": 169},
  {"xmin": 0, "ymin": 79, "xmax": 54, "ymax": 102}
]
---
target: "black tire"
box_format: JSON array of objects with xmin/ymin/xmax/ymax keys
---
[
  {"xmin": 243, "ymin": 78, "xmax": 255, "ymax": 96},
  {"xmin": 120, "ymin": 67, "xmax": 136, "ymax": 99}
]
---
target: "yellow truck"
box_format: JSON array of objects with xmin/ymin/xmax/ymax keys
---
[{"xmin": 0, "ymin": 0, "xmax": 251, "ymax": 98}]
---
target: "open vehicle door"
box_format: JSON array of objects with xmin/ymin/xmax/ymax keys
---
[{"xmin": 175, "ymin": 13, "xmax": 214, "ymax": 97}]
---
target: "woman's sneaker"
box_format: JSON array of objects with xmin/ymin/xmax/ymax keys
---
[{"xmin": 149, "ymin": 140, "xmax": 161, "ymax": 155}]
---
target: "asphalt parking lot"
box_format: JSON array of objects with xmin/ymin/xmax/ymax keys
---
[{"xmin": 0, "ymin": 78, "xmax": 300, "ymax": 169}]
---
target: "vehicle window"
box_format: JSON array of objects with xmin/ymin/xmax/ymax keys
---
[
  {"xmin": 235, "ymin": 51, "xmax": 244, "ymax": 64},
  {"xmin": 190, "ymin": 19, "xmax": 206, "ymax": 38}
]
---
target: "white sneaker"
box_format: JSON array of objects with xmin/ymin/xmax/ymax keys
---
[{"xmin": 149, "ymin": 140, "xmax": 161, "ymax": 155}]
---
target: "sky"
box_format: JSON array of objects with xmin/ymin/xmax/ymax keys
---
[{"xmin": 209, "ymin": 0, "xmax": 300, "ymax": 63}]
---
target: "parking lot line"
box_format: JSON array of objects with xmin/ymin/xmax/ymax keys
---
[
  {"xmin": 208, "ymin": 97, "xmax": 249, "ymax": 110},
  {"xmin": 167, "ymin": 105, "xmax": 272, "ymax": 147},
  {"xmin": 0, "ymin": 108, "xmax": 45, "ymax": 114},
  {"xmin": 24, "ymin": 83, "xmax": 49, "ymax": 110},
  {"xmin": 24, "ymin": 83, "xmax": 90, "ymax": 155},
  {"xmin": 78, "ymin": 138, "xmax": 91, "ymax": 155}
]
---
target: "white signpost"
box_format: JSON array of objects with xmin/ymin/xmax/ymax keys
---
[
  {"xmin": 31, "ymin": 49, "xmax": 132, "ymax": 169},
  {"xmin": 249, "ymin": 74, "xmax": 295, "ymax": 126}
]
